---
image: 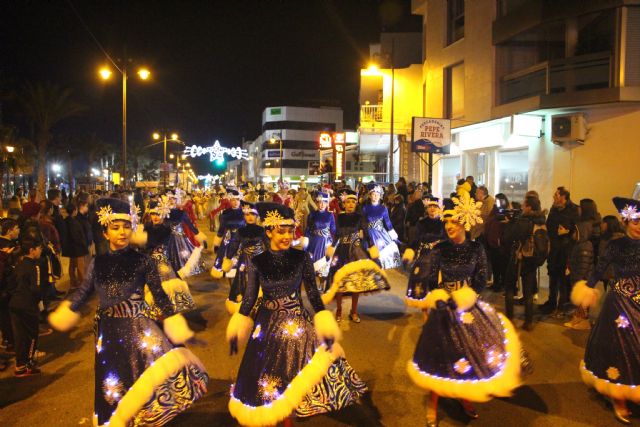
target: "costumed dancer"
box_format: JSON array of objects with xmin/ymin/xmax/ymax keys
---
[
  {"xmin": 406, "ymin": 193, "xmax": 521, "ymax": 426},
  {"xmin": 302, "ymin": 191, "xmax": 336, "ymax": 280},
  {"xmin": 212, "ymin": 189, "xmax": 245, "ymax": 276},
  {"xmin": 48, "ymin": 198, "xmax": 208, "ymax": 427},
  {"xmin": 404, "ymin": 195, "xmax": 446, "ymax": 309},
  {"xmin": 325, "ymin": 190, "xmax": 390, "ymax": 323},
  {"xmin": 165, "ymin": 195, "xmax": 205, "ymax": 277},
  {"xmin": 177, "ymin": 190, "xmax": 207, "ymax": 249},
  {"xmin": 571, "ymin": 197, "xmax": 640, "ymax": 424},
  {"xmin": 362, "ymin": 183, "xmax": 402, "ymax": 269},
  {"xmin": 210, "ymin": 187, "xmax": 230, "ymax": 232},
  {"xmin": 213, "ymin": 201, "xmax": 267, "ymax": 315},
  {"xmin": 226, "ymin": 202, "xmax": 367, "ymax": 427}
]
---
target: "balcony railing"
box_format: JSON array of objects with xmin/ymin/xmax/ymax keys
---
[
  {"xmin": 360, "ymin": 104, "xmax": 383, "ymax": 123},
  {"xmin": 499, "ymin": 51, "xmax": 612, "ymax": 105}
]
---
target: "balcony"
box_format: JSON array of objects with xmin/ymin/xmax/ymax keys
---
[
  {"xmin": 498, "ymin": 51, "xmax": 612, "ymax": 105},
  {"xmin": 360, "ymin": 104, "xmax": 383, "ymax": 123}
]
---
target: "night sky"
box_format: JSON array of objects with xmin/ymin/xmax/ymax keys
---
[{"xmin": 1, "ymin": 0, "xmax": 420, "ymax": 175}]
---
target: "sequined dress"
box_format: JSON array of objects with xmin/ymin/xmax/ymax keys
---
[
  {"xmin": 407, "ymin": 240, "xmax": 521, "ymax": 401},
  {"xmin": 228, "ymin": 224, "xmax": 267, "ymax": 304},
  {"xmin": 580, "ymin": 236, "xmax": 640, "ymax": 399},
  {"xmin": 406, "ymin": 216, "xmax": 445, "ymax": 304},
  {"xmin": 167, "ymin": 209, "xmax": 204, "ymax": 275},
  {"xmin": 69, "ymin": 247, "xmax": 208, "ymax": 426},
  {"xmin": 362, "ymin": 202, "xmax": 402, "ymax": 269},
  {"xmin": 325, "ymin": 212, "xmax": 390, "ymax": 295},
  {"xmin": 214, "ymin": 207, "xmax": 245, "ymax": 269},
  {"xmin": 230, "ymin": 248, "xmax": 367, "ymax": 423},
  {"xmin": 305, "ymin": 210, "xmax": 336, "ymax": 277}
]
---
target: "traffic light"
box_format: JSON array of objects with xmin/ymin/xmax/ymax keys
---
[{"xmin": 215, "ymin": 158, "xmax": 225, "ymax": 166}]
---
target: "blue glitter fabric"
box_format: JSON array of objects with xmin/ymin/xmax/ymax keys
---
[
  {"xmin": 362, "ymin": 202, "xmax": 401, "ymax": 269},
  {"xmin": 166, "ymin": 210, "xmax": 204, "ymax": 275},
  {"xmin": 305, "ymin": 210, "xmax": 336, "ymax": 276},
  {"xmin": 214, "ymin": 207, "xmax": 246, "ymax": 269},
  {"xmin": 69, "ymin": 247, "xmax": 208, "ymax": 425},
  {"xmin": 231, "ymin": 248, "xmax": 366, "ymax": 417},
  {"xmin": 582, "ymin": 236, "xmax": 640, "ymax": 393},
  {"xmin": 406, "ymin": 216, "xmax": 445, "ymax": 301},
  {"xmin": 228, "ymin": 224, "xmax": 267, "ymax": 304}
]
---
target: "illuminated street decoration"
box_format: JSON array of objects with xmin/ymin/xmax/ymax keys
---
[
  {"xmin": 197, "ymin": 174, "xmax": 221, "ymax": 181},
  {"xmin": 184, "ymin": 140, "xmax": 249, "ymax": 162}
]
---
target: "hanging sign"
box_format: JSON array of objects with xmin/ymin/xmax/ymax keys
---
[
  {"xmin": 333, "ymin": 138, "xmax": 346, "ymax": 180},
  {"xmin": 411, "ymin": 117, "xmax": 451, "ymax": 154},
  {"xmin": 184, "ymin": 140, "xmax": 249, "ymax": 162}
]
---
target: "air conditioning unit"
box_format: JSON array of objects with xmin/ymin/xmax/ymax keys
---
[{"xmin": 551, "ymin": 113, "xmax": 587, "ymax": 145}]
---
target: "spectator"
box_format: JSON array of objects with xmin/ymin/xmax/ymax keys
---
[
  {"xmin": 563, "ymin": 216, "xmax": 595, "ymax": 330},
  {"xmin": 541, "ymin": 186, "xmax": 580, "ymax": 315},
  {"xmin": 0, "ymin": 219, "xmax": 20, "ymax": 358},
  {"xmin": 389, "ymin": 194, "xmax": 407, "ymax": 244},
  {"xmin": 579, "ymin": 198, "xmax": 602, "ymax": 264},
  {"xmin": 405, "ymin": 188, "xmax": 425, "ymax": 243},
  {"xmin": 7, "ymin": 196, "xmax": 22, "ymax": 221},
  {"xmin": 466, "ymin": 175, "xmax": 478, "ymax": 199},
  {"xmin": 21, "ymin": 189, "xmax": 40, "ymax": 220},
  {"xmin": 47, "ymin": 189, "xmax": 66, "ymax": 251},
  {"xmin": 77, "ymin": 199, "xmax": 93, "ymax": 264},
  {"xmin": 62, "ymin": 202, "xmax": 88, "ymax": 289},
  {"xmin": 396, "ymin": 177, "xmax": 408, "ymax": 204},
  {"xmin": 484, "ymin": 193, "xmax": 511, "ymax": 292},
  {"xmin": 38, "ymin": 201, "xmax": 61, "ymax": 254},
  {"xmin": 470, "ymin": 185, "xmax": 495, "ymax": 241},
  {"xmin": 598, "ymin": 215, "xmax": 625, "ymax": 291}
]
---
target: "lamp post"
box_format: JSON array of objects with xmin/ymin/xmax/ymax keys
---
[
  {"xmin": 99, "ymin": 64, "xmax": 151, "ymax": 188},
  {"xmin": 269, "ymin": 136, "xmax": 283, "ymax": 183},
  {"xmin": 152, "ymin": 132, "xmax": 181, "ymax": 189}
]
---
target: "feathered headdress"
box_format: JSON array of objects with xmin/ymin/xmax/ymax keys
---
[{"xmin": 442, "ymin": 193, "xmax": 483, "ymax": 231}]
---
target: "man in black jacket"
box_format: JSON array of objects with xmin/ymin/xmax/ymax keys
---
[
  {"xmin": 0, "ymin": 219, "xmax": 20, "ymax": 356},
  {"xmin": 503, "ymin": 196, "xmax": 547, "ymax": 330},
  {"xmin": 540, "ymin": 186, "xmax": 579, "ymax": 314}
]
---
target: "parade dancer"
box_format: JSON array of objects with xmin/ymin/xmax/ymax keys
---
[
  {"xmin": 571, "ymin": 197, "xmax": 640, "ymax": 424},
  {"xmin": 302, "ymin": 191, "xmax": 336, "ymax": 279},
  {"xmin": 48, "ymin": 198, "xmax": 208, "ymax": 427},
  {"xmin": 362, "ymin": 182, "xmax": 402, "ymax": 269},
  {"xmin": 407, "ymin": 193, "xmax": 521, "ymax": 427},
  {"xmin": 210, "ymin": 187, "xmax": 229, "ymax": 232},
  {"xmin": 213, "ymin": 201, "xmax": 267, "ymax": 315},
  {"xmin": 226, "ymin": 202, "xmax": 366, "ymax": 427},
  {"xmin": 403, "ymin": 195, "xmax": 446, "ymax": 308},
  {"xmin": 324, "ymin": 190, "xmax": 390, "ymax": 323},
  {"xmin": 165, "ymin": 196, "xmax": 205, "ymax": 277},
  {"xmin": 212, "ymin": 189, "xmax": 245, "ymax": 276}
]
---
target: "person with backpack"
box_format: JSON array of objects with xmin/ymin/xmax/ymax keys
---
[{"xmin": 503, "ymin": 195, "xmax": 549, "ymax": 331}]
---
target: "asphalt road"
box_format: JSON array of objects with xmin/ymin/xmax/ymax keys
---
[{"xmin": 0, "ymin": 223, "xmax": 625, "ymax": 426}]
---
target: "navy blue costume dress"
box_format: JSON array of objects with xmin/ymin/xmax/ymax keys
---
[
  {"xmin": 362, "ymin": 202, "xmax": 401, "ymax": 269},
  {"xmin": 69, "ymin": 247, "xmax": 208, "ymax": 426},
  {"xmin": 230, "ymin": 248, "xmax": 366, "ymax": 422},
  {"xmin": 228, "ymin": 224, "xmax": 267, "ymax": 305},
  {"xmin": 214, "ymin": 207, "xmax": 246, "ymax": 270},
  {"xmin": 406, "ymin": 216, "xmax": 445, "ymax": 304},
  {"xmin": 166, "ymin": 208, "xmax": 204, "ymax": 275},
  {"xmin": 325, "ymin": 212, "xmax": 390, "ymax": 295},
  {"xmin": 305, "ymin": 209, "xmax": 336, "ymax": 277},
  {"xmin": 407, "ymin": 240, "xmax": 521, "ymax": 401},
  {"xmin": 580, "ymin": 236, "xmax": 640, "ymax": 400}
]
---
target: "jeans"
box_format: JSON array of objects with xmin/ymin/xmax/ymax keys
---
[{"xmin": 505, "ymin": 269, "xmax": 537, "ymax": 324}]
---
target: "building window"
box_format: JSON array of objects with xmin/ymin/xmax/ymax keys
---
[
  {"xmin": 447, "ymin": 0, "xmax": 464, "ymax": 45},
  {"xmin": 444, "ymin": 63, "xmax": 465, "ymax": 119},
  {"xmin": 440, "ymin": 156, "xmax": 461, "ymax": 197},
  {"xmin": 497, "ymin": 149, "xmax": 528, "ymax": 203}
]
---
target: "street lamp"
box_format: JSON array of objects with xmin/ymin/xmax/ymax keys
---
[
  {"xmin": 151, "ymin": 131, "xmax": 183, "ymax": 189},
  {"xmin": 269, "ymin": 137, "xmax": 283, "ymax": 183},
  {"xmin": 99, "ymin": 64, "xmax": 151, "ymax": 188}
]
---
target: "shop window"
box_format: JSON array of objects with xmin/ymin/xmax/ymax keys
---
[
  {"xmin": 498, "ymin": 149, "xmax": 528, "ymax": 203},
  {"xmin": 447, "ymin": 0, "xmax": 465, "ymax": 45},
  {"xmin": 444, "ymin": 63, "xmax": 465, "ymax": 119},
  {"xmin": 441, "ymin": 156, "xmax": 461, "ymax": 197}
]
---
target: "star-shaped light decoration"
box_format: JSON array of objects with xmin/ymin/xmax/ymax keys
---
[
  {"xmin": 615, "ymin": 314, "xmax": 630, "ymax": 329},
  {"xmin": 460, "ymin": 312, "xmax": 475, "ymax": 325},
  {"xmin": 281, "ymin": 319, "xmax": 303, "ymax": 339},
  {"xmin": 620, "ymin": 204, "xmax": 640, "ymax": 222},
  {"xmin": 103, "ymin": 373, "xmax": 124, "ymax": 405},
  {"xmin": 450, "ymin": 194, "xmax": 484, "ymax": 231},
  {"xmin": 263, "ymin": 210, "xmax": 285, "ymax": 228},
  {"xmin": 485, "ymin": 348, "xmax": 505, "ymax": 370},
  {"xmin": 139, "ymin": 330, "xmax": 162, "ymax": 353},
  {"xmin": 606, "ymin": 366, "xmax": 621, "ymax": 381},
  {"xmin": 258, "ymin": 374, "xmax": 282, "ymax": 403},
  {"xmin": 97, "ymin": 206, "xmax": 113, "ymax": 227},
  {"xmin": 454, "ymin": 358, "xmax": 472, "ymax": 374}
]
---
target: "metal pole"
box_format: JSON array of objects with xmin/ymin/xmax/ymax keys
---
[
  {"xmin": 428, "ymin": 152, "xmax": 433, "ymax": 188},
  {"xmin": 163, "ymin": 134, "xmax": 167, "ymax": 189},
  {"xmin": 279, "ymin": 139, "xmax": 283, "ymax": 183},
  {"xmin": 122, "ymin": 67, "xmax": 127, "ymax": 188},
  {"xmin": 389, "ymin": 38, "xmax": 395, "ymax": 184}
]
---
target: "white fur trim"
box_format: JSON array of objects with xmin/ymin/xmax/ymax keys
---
[
  {"xmin": 418, "ymin": 288, "xmax": 450, "ymax": 310},
  {"xmin": 580, "ymin": 360, "xmax": 640, "ymax": 402},
  {"xmin": 161, "ymin": 278, "xmax": 191, "ymax": 300},
  {"xmin": 313, "ymin": 309, "xmax": 342, "ymax": 343},
  {"xmin": 225, "ymin": 299, "xmax": 240, "ymax": 315},
  {"xmin": 368, "ymin": 245, "xmax": 379, "ymax": 259},
  {"xmin": 226, "ymin": 312, "xmax": 254, "ymax": 345},
  {"xmin": 407, "ymin": 312, "xmax": 521, "ymax": 401},
  {"xmin": 228, "ymin": 343, "xmax": 337, "ymax": 426},
  {"xmin": 177, "ymin": 246, "xmax": 203, "ymax": 279},
  {"xmin": 163, "ymin": 314, "xmax": 194, "ymax": 345},
  {"xmin": 388, "ymin": 229, "xmax": 398, "ymax": 240},
  {"xmin": 48, "ymin": 300, "xmax": 80, "ymax": 332},
  {"xmin": 221, "ymin": 257, "xmax": 233, "ymax": 272},
  {"xmin": 195, "ymin": 231, "xmax": 207, "ymax": 245},
  {"xmin": 301, "ymin": 236, "xmax": 309, "ymax": 250},
  {"xmin": 210, "ymin": 267, "xmax": 224, "ymax": 279},
  {"xmin": 106, "ymin": 347, "xmax": 207, "ymax": 427},
  {"xmin": 451, "ymin": 285, "xmax": 478, "ymax": 312},
  {"xmin": 325, "ymin": 245, "xmax": 335, "ymax": 258},
  {"xmin": 129, "ymin": 228, "xmax": 148, "ymax": 247},
  {"xmin": 402, "ymin": 248, "xmax": 415, "ymax": 263},
  {"xmin": 570, "ymin": 280, "xmax": 601, "ymax": 309},
  {"xmin": 212, "ymin": 235, "xmax": 223, "ymax": 248}
]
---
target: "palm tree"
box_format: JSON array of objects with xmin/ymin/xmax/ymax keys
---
[
  {"xmin": 20, "ymin": 82, "xmax": 86, "ymax": 199},
  {"xmin": 127, "ymin": 139, "xmax": 150, "ymax": 183}
]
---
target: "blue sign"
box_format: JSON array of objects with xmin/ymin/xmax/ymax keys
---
[{"xmin": 411, "ymin": 117, "xmax": 451, "ymax": 154}]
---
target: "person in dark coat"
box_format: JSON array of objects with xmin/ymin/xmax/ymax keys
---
[
  {"xmin": 0, "ymin": 219, "xmax": 20, "ymax": 356},
  {"xmin": 541, "ymin": 186, "xmax": 579, "ymax": 314},
  {"xmin": 62, "ymin": 202, "xmax": 89, "ymax": 288},
  {"xmin": 484, "ymin": 193, "xmax": 510, "ymax": 292},
  {"xmin": 405, "ymin": 190, "xmax": 425, "ymax": 244},
  {"xmin": 389, "ymin": 194, "xmax": 407, "ymax": 244}
]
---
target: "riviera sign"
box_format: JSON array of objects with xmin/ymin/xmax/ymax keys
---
[{"xmin": 184, "ymin": 141, "xmax": 249, "ymax": 162}]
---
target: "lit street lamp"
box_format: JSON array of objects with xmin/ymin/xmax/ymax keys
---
[
  {"xmin": 151, "ymin": 131, "xmax": 184, "ymax": 189},
  {"xmin": 99, "ymin": 63, "xmax": 151, "ymax": 187},
  {"xmin": 269, "ymin": 136, "xmax": 283, "ymax": 183}
]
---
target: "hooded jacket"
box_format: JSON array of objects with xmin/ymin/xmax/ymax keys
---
[{"xmin": 568, "ymin": 220, "xmax": 594, "ymax": 284}]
